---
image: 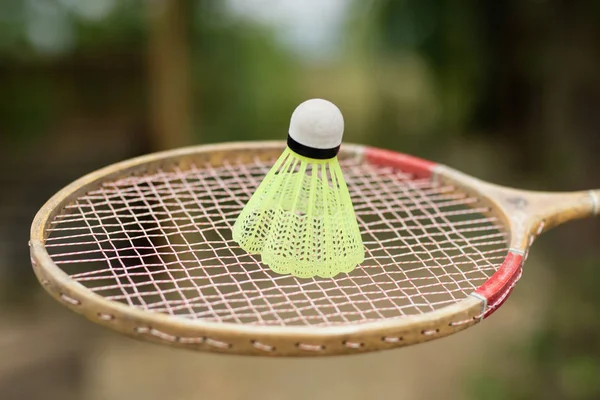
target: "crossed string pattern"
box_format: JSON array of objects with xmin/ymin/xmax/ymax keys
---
[{"xmin": 44, "ymin": 152, "xmax": 509, "ymax": 327}]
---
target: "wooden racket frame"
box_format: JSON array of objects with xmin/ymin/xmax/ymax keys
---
[{"xmin": 29, "ymin": 141, "xmax": 598, "ymax": 357}]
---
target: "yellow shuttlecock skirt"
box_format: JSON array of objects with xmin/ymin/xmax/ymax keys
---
[{"xmin": 232, "ymin": 148, "xmax": 364, "ymax": 278}]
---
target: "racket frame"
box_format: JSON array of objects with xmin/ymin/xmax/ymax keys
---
[{"xmin": 29, "ymin": 141, "xmax": 597, "ymax": 356}]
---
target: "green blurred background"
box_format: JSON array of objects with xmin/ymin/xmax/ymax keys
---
[{"xmin": 0, "ymin": 1, "xmax": 599, "ymax": 399}]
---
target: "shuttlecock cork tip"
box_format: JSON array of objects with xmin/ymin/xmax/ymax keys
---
[{"xmin": 287, "ymin": 99, "xmax": 344, "ymax": 159}]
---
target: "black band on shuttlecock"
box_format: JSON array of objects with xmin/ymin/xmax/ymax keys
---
[{"xmin": 287, "ymin": 135, "xmax": 340, "ymax": 160}]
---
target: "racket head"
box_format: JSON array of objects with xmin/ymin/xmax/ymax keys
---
[{"xmin": 30, "ymin": 141, "xmax": 522, "ymax": 356}]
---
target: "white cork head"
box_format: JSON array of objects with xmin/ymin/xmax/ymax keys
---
[{"xmin": 288, "ymin": 98, "xmax": 344, "ymax": 149}]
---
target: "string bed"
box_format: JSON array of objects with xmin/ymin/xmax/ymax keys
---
[{"xmin": 44, "ymin": 153, "xmax": 509, "ymax": 327}]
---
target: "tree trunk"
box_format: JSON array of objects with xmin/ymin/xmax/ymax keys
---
[{"xmin": 147, "ymin": 0, "xmax": 194, "ymax": 151}]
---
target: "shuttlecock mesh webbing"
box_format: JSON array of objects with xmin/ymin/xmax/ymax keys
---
[
  {"xmin": 232, "ymin": 148, "xmax": 364, "ymax": 278},
  {"xmin": 44, "ymin": 150, "xmax": 508, "ymax": 327}
]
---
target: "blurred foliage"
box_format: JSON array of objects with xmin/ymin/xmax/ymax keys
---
[
  {"xmin": 0, "ymin": 0, "xmax": 301, "ymax": 146},
  {"xmin": 0, "ymin": 0, "xmax": 147, "ymax": 145},
  {"xmin": 190, "ymin": 1, "xmax": 302, "ymax": 143},
  {"xmin": 376, "ymin": 0, "xmax": 487, "ymax": 137}
]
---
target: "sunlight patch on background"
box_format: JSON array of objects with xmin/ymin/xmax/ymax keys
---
[
  {"xmin": 59, "ymin": 0, "xmax": 116, "ymax": 22},
  {"xmin": 225, "ymin": 0, "xmax": 352, "ymax": 62},
  {"xmin": 24, "ymin": 0, "xmax": 117, "ymax": 54},
  {"xmin": 25, "ymin": 0, "xmax": 74, "ymax": 54}
]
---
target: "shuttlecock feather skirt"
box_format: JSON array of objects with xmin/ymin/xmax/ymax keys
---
[{"xmin": 232, "ymin": 148, "xmax": 364, "ymax": 278}]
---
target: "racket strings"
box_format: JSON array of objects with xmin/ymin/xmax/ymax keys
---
[{"xmin": 44, "ymin": 154, "xmax": 508, "ymax": 326}]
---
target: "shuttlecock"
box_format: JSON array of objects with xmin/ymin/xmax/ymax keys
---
[{"xmin": 232, "ymin": 98, "xmax": 364, "ymax": 278}]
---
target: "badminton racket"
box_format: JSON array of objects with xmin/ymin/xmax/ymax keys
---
[{"xmin": 29, "ymin": 141, "xmax": 599, "ymax": 356}]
